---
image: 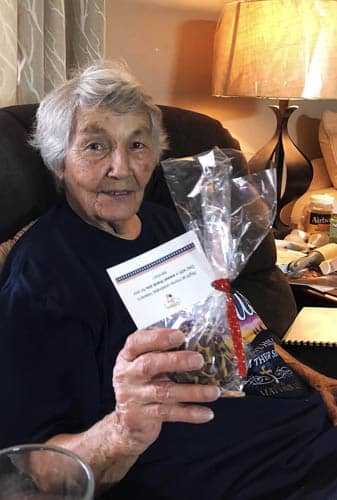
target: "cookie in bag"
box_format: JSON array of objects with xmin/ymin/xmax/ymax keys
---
[{"xmin": 170, "ymin": 319, "xmax": 238, "ymax": 389}]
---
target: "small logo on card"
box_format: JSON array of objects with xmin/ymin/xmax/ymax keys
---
[{"xmin": 164, "ymin": 293, "xmax": 181, "ymax": 309}]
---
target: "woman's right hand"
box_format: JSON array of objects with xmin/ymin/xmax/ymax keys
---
[
  {"xmin": 46, "ymin": 329, "xmax": 230, "ymax": 491},
  {"xmin": 111, "ymin": 327, "xmax": 221, "ymax": 457}
]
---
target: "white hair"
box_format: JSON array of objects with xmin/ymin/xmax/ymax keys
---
[{"xmin": 30, "ymin": 60, "xmax": 167, "ymax": 185}]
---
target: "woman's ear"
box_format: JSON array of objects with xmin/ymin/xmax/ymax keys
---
[
  {"xmin": 53, "ymin": 167, "xmax": 65, "ymax": 193},
  {"xmin": 56, "ymin": 165, "xmax": 65, "ymax": 181}
]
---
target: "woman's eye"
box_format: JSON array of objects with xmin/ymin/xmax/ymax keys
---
[
  {"xmin": 131, "ymin": 141, "xmax": 145, "ymax": 150},
  {"xmin": 87, "ymin": 142, "xmax": 104, "ymax": 151}
]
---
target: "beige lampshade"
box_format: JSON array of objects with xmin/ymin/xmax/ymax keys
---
[{"xmin": 213, "ymin": 0, "xmax": 337, "ymax": 99}]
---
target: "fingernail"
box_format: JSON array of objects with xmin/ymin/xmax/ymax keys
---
[
  {"xmin": 169, "ymin": 330, "xmax": 185, "ymax": 345},
  {"xmin": 194, "ymin": 408, "xmax": 214, "ymax": 422},
  {"xmin": 206, "ymin": 410, "xmax": 215, "ymax": 421},
  {"xmin": 188, "ymin": 353, "xmax": 204, "ymax": 369},
  {"xmin": 203, "ymin": 386, "xmax": 221, "ymax": 400}
]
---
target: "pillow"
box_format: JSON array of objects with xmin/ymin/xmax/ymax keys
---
[
  {"xmin": 308, "ymin": 157, "xmax": 333, "ymax": 191},
  {"xmin": 319, "ymin": 110, "xmax": 337, "ymax": 189},
  {"xmin": 0, "ymin": 220, "xmax": 36, "ymax": 270}
]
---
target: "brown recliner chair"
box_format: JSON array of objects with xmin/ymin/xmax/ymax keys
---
[{"xmin": 0, "ymin": 103, "xmax": 297, "ymax": 337}]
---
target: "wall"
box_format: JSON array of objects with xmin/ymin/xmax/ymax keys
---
[{"xmin": 105, "ymin": 0, "xmax": 337, "ymax": 160}]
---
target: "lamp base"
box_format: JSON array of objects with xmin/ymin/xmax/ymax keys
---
[{"xmin": 248, "ymin": 100, "xmax": 313, "ymax": 232}]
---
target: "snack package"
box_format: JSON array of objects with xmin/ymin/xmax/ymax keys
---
[{"xmin": 152, "ymin": 147, "xmax": 276, "ymax": 393}]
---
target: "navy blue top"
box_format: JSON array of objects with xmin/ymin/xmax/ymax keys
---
[{"xmin": 1, "ymin": 200, "xmax": 337, "ymax": 500}]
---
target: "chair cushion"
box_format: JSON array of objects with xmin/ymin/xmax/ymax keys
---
[{"xmin": 319, "ymin": 110, "xmax": 337, "ymax": 189}]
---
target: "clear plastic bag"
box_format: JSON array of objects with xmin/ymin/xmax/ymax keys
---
[{"xmin": 153, "ymin": 148, "xmax": 276, "ymax": 393}]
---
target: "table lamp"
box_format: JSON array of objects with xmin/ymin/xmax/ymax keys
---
[{"xmin": 212, "ymin": 0, "xmax": 337, "ymax": 226}]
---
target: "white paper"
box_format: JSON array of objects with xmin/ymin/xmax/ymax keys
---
[
  {"xmin": 107, "ymin": 230, "xmax": 215, "ymax": 328},
  {"xmin": 283, "ymin": 307, "xmax": 337, "ymax": 345},
  {"xmin": 276, "ymin": 246, "xmax": 306, "ymax": 273}
]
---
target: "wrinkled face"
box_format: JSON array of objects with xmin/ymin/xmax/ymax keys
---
[{"xmin": 60, "ymin": 107, "xmax": 157, "ymax": 234}]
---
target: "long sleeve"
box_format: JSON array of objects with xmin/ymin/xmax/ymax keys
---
[{"xmin": 0, "ymin": 260, "xmax": 102, "ymax": 448}]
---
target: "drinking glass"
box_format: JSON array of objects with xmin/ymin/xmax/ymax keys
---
[{"xmin": 0, "ymin": 444, "xmax": 95, "ymax": 499}]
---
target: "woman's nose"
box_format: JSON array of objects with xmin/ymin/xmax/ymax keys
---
[{"xmin": 106, "ymin": 147, "xmax": 130, "ymax": 178}]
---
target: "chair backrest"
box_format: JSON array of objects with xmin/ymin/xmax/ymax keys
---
[{"xmin": 0, "ymin": 103, "xmax": 239, "ymax": 243}]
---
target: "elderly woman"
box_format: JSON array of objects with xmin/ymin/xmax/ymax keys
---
[{"xmin": 2, "ymin": 62, "xmax": 337, "ymax": 499}]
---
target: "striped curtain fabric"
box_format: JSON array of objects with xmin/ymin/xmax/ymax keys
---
[{"xmin": 0, "ymin": 0, "xmax": 105, "ymax": 106}]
